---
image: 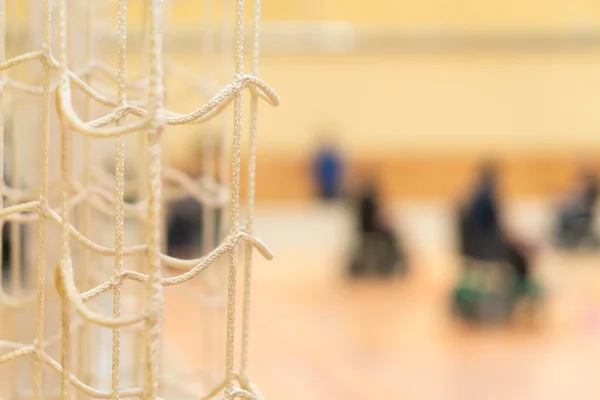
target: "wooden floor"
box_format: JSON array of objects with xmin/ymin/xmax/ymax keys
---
[{"xmin": 165, "ymin": 201, "xmax": 600, "ymax": 400}]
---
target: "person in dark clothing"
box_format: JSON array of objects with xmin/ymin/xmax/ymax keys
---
[
  {"xmin": 555, "ymin": 167, "xmax": 599, "ymax": 247},
  {"xmin": 2, "ymin": 223, "xmax": 10, "ymax": 283},
  {"xmin": 1, "ymin": 131, "xmax": 26, "ymax": 285},
  {"xmin": 358, "ymin": 182, "xmax": 379, "ymax": 233},
  {"xmin": 313, "ymin": 140, "xmax": 344, "ymax": 201},
  {"xmin": 167, "ymin": 197, "xmax": 204, "ymax": 258},
  {"xmin": 452, "ymin": 164, "xmax": 541, "ymax": 321},
  {"xmin": 581, "ymin": 171, "xmax": 599, "ymax": 212},
  {"xmin": 459, "ymin": 163, "xmax": 532, "ymax": 280},
  {"xmin": 454, "ymin": 162, "xmax": 540, "ymax": 322},
  {"xmin": 348, "ymin": 180, "xmax": 405, "ymax": 278}
]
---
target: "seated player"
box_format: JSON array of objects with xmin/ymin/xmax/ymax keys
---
[
  {"xmin": 1, "ymin": 140, "xmax": 25, "ymax": 285},
  {"xmin": 348, "ymin": 179, "xmax": 406, "ymax": 278},
  {"xmin": 555, "ymin": 166, "xmax": 599, "ymax": 248},
  {"xmin": 453, "ymin": 162, "xmax": 540, "ymax": 321},
  {"xmin": 2, "ymin": 223, "xmax": 10, "ymax": 283},
  {"xmin": 167, "ymin": 196, "xmax": 204, "ymax": 258},
  {"xmin": 1, "ymin": 221, "xmax": 26, "ymax": 285},
  {"xmin": 166, "ymin": 131, "xmax": 224, "ymax": 258}
]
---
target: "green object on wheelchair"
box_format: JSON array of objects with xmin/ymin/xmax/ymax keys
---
[
  {"xmin": 452, "ymin": 262, "xmax": 542, "ymax": 320},
  {"xmin": 513, "ymin": 276, "xmax": 543, "ymax": 300}
]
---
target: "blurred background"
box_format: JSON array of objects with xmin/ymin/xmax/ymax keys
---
[{"xmin": 166, "ymin": 0, "xmax": 600, "ymax": 399}]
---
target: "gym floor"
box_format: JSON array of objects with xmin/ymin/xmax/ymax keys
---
[{"xmin": 166, "ymin": 201, "xmax": 600, "ymax": 400}]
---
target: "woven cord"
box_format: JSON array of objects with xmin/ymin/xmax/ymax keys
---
[
  {"xmin": 223, "ymin": 0, "xmax": 246, "ymax": 395},
  {"xmin": 111, "ymin": 0, "xmax": 128, "ymax": 397},
  {"xmin": 0, "ymin": 0, "xmax": 278, "ymax": 397},
  {"xmin": 240, "ymin": 0, "xmax": 262, "ymax": 377},
  {"xmin": 33, "ymin": 0, "xmax": 52, "ymax": 396}
]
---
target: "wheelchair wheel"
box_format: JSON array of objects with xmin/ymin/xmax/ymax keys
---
[{"xmin": 451, "ymin": 259, "xmax": 518, "ymax": 323}]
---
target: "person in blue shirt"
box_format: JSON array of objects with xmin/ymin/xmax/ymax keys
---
[{"xmin": 313, "ymin": 139, "xmax": 344, "ymax": 201}]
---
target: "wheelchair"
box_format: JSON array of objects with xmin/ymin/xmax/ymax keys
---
[
  {"xmin": 347, "ymin": 231, "xmax": 406, "ymax": 278},
  {"xmin": 554, "ymin": 211, "xmax": 600, "ymax": 250},
  {"xmin": 453, "ymin": 210, "xmax": 542, "ymax": 323},
  {"xmin": 451, "ymin": 258, "xmax": 542, "ymax": 324}
]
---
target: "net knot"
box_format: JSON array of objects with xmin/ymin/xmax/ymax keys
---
[{"xmin": 151, "ymin": 109, "xmax": 168, "ymax": 132}]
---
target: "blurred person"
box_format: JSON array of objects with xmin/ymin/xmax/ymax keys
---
[
  {"xmin": 1, "ymin": 141, "xmax": 8, "ymax": 282},
  {"xmin": 312, "ymin": 136, "xmax": 344, "ymax": 201},
  {"xmin": 347, "ymin": 178, "xmax": 406, "ymax": 278},
  {"xmin": 2, "ymin": 118, "xmax": 25, "ymax": 285},
  {"xmin": 166, "ymin": 130, "xmax": 223, "ymax": 258},
  {"xmin": 454, "ymin": 162, "xmax": 540, "ymax": 322},
  {"xmin": 2, "ymin": 222, "xmax": 12, "ymax": 283},
  {"xmin": 459, "ymin": 162, "xmax": 534, "ymax": 280},
  {"xmin": 554, "ymin": 164, "xmax": 599, "ymax": 248},
  {"xmin": 1, "ymin": 222, "xmax": 23, "ymax": 285},
  {"xmin": 167, "ymin": 196, "xmax": 203, "ymax": 258}
]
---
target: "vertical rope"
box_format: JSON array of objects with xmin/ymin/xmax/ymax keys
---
[
  {"xmin": 157, "ymin": 3, "xmax": 169, "ymax": 394},
  {"xmin": 240, "ymin": 0, "xmax": 261, "ymax": 375},
  {"xmin": 202, "ymin": 0, "xmax": 216, "ymax": 256},
  {"xmin": 143, "ymin": 0, "xmax": 165, "ymax": 398},
  {"xmin": 77, "ymin": 0, "xmax": 93, "ymax": 387},
  {"xmin": 58, "ymin": 0, "xmax": 72, "ymax": 397},
  {"xmin": 224, "ymin": 0, "xmax": 245, "ymax": 395},
  {"xmin": 111, "ymin": 0, "xmax": 128, "ymax": 397},
  {"xmin": 134, "ymin": 0, "xmax": 151, "ymax": 388},
  {"xmin": 218, "ymin": 0, "xmax": 233, "ymax": 243},
  {"xmin": 33, "ymin": 0, "xmax": 52, "ymax": 396},
  {"xmin": 201, "ymin": 0, "xmax": 217, "ymax": 383},
  {"xmin": 216, "ymin": 0, "xmax": 231, "ymax": 381}
]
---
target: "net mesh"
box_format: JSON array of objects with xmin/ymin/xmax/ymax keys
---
[{"xmin": 0, "ymin": 0, "xmax": 278, "ymax": 398}]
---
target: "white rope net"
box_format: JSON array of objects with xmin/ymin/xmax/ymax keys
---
[{"xmin": 0, "ymin": 0, "xmax": 278, "ymax": 398}]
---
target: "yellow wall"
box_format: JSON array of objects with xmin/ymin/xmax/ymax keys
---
[
  {"xmin": 10, "ymin": 1, "xmax": 600, "ymax": 28},
  {"xmin": 261, "ymin": 0, "xmax": 600, "ymax": 26},
  {"xmin": 10, "ymin": 2, "xmax": 600, "ymax": 160},
  {"xmin": 170, "ymin": 51, "xmax": 600, "ymax": 158},
  {"xmin": 7, "ymin": 1, "xmax": 600, "ymax": 200},
  {"xmin": 269, "ymin": 0, "xmax": 600, "ymax": 28},
  {"xmin": 9, "ymin": 2, "xmax": 600, "ymax": 161},
  {"xmin": 149, "ymin": 1, "xmax": 600, "ymax": 160},
  {"xmin": 156, "ymin": 0, "xmax": 600, "ymax": 29}
]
